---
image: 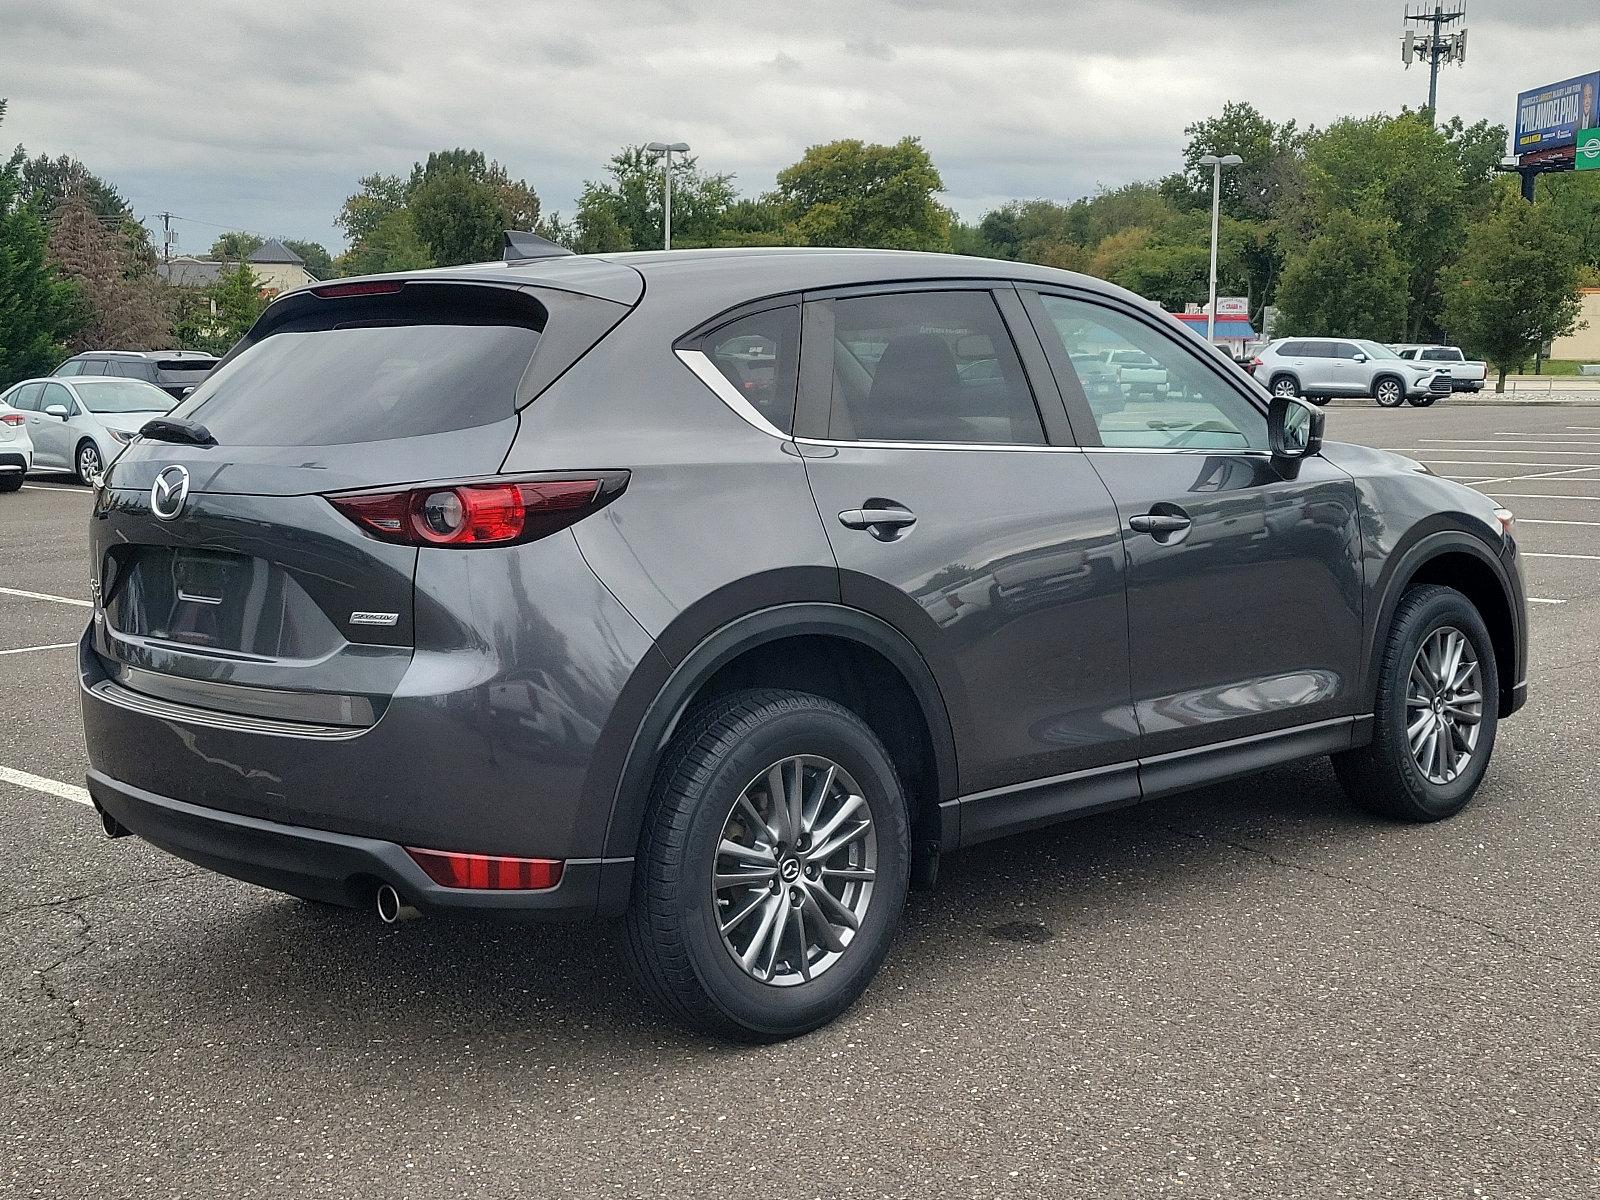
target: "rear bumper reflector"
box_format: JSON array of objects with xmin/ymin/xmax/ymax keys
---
[{"xmin": 404, "ymin": 847, "xmax": 564, "ymax": 890}]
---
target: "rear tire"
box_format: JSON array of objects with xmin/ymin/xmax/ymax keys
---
[
  {"xmin": 625, "ymin": 688, "xmax": 910, "ymax": 1041},
  {"xmin": 1270, "ymin": 374, "xmax": 1299, "ymax": 399},
  {"xmin": 0, "ymin": 473, "xmax": 21, "ymax": 493},
  {"xmin": 1333, "ymin": 585, "xmax": 1499, "ymax": 822}
]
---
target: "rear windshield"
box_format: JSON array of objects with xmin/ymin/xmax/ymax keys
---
[
  {"xmin": 73, "ymin": 380, "xmax": 174, "ymax": 414},
  {"xmin": 170, "ymin": 288, "xmax": 543, "ymax": 446},
  {"xmin": 153, "ymin": 360, "xmax": 217, "ymax": 385}
]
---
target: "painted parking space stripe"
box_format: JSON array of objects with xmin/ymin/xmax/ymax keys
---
[
  {"xmin": 0, "ymin": 641, "xmax": 77, "ymax": 657},
  {"xmin": 1528, "ymin": 598, "xmax": 1568, "ymax": 605},
  {"xmin": 1427, "ymin": 439, "xmax": 1600, "ymax": 447},
  {"xmin": 1525, "ymin": 552, "xmax": 1600, "ymax": 561},
  {"xmin": 1484, "ymin": 492, "xmax": 1600, "ymax": 502},
  {"xmin": 1393, "ymin": 447, "xmax": 1600, "ymax": 456},
  {"xmin": 1471, "ymin": 465, "xmax": 1600, "ymax": 487},
  {"xmin": 1516, "ymin": 518, "xmax": 1600, "ymax": 527},
  {"xmin": 0, "ymin": 765, "xmax": 91, "ymax": 807},
  {"xmin": 21, "ymin": 484, "xmax": 91, "ymax": 494},
  {"xmin": 0, "ymin": 585, "xmax": 91, "ymax": 608}
]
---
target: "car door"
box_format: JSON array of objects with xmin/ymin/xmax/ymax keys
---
[
  {"xmin": 1022, "ymin": 288, "xmax": 1364, "ymax": 783},
  {"xmin": 33, "ymin": 381, "xmax": 77, "ymax": 467},
  {"xmin": 1332, "ymin": 341, "xmax": 1373, "ymax": 395},
  {"xmin": 1291, "ymin": 341, "xmax": 1335, "ymax": 393},
  {"xmin": 794, "ymin": 283, "xmax": 1140, "ymax": 834},
  {"xmin": 8, "ymin": 383, "xmax": 53, "ymax": 467}
]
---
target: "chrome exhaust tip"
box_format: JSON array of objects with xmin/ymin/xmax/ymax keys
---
[
  {"xmin": 95, "ymin": 802, "xmax": 129, "ymax": 839},
  {"xmin": 375, "ymin": 883, "xmax": 419, "ymax": 924}
]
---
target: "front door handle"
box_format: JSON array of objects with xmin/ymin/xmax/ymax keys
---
[
  {"xmin": 1128, "ymin": 510, "xmax": 1192, "ymax": 543},
  {"xmin": 839, "ymin": 504, "xmax": 917, "ymax": 539}
]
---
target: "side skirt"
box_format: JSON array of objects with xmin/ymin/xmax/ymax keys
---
[{"xmin": 957, "ymin": 715, "xmax": 1364, "ymax": 849}]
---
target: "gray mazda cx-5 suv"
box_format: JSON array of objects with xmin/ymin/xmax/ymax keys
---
[{"xmin": 82, "ymin": 245, "xmax": 1528, "ymax": 1040}]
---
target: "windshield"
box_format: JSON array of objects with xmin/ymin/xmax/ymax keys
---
[
  {"xmin": 1357, "ymin": 341, "xmax": 1402, "ymax": 361},
  {"xmin": 72, "ymin": 380, "xmax": 174, "ymax": 414}
]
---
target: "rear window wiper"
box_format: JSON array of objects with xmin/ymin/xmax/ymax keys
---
[{"xmin": 139, "ymin": 416, "xmax": 217, "ymax": 446}]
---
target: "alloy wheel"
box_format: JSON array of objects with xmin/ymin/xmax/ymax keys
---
[
  {"xmin": 713, "ymin": 754, "xmax": 877, "ymax": 987},
  {"xmin": 78, "ymin": 444, "xmax": 101, "ymax": 484},
  {"xmin": 1273, "ymin": 378, "xmax": 1297, "ymax": 398},
  {"xmin": 1405, "ymin": 626, "xmax": 1483, "ymax": 785},
  {"xmin": 1376, "ymin": 380, "xmax": 1402, "ymax": 407}
]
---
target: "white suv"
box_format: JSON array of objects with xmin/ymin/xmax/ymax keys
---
[{"xmin": 1253, "ymin": 338, "xmax": 1452, "ymax": 408}]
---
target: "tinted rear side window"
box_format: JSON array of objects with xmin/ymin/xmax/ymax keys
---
[
  {"xmin": 55, "ymin": 360, "xmax": 83, "ymax": 376},
  {"xmin": 702, "ymin": 306, "xmax": 800, "ymax": 434},
  {"xmin": 171, "ymin": 287, "xmax": 543, "ymax": 446}
]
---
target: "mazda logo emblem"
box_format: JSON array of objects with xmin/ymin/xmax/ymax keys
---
[{"xmin": 150, "ymin": 465, "xmax": 190, "ymax": 521}]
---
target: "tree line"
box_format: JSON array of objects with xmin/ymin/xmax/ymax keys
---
[{"xmin": 3, "ymin": 95, "xmax": 1595, "ymax": 392}]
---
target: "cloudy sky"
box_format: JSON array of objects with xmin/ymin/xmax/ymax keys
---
[{"xmin": 2, "ymin": 0, "xmax": 1596, "ymax": 256}]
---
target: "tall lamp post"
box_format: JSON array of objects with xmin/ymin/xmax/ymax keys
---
[
  {"xmin": 1197, "ymin": 153, "xmax": 1243, "ymax": 344},
  {"xmin": 645, "ymin": 140, "xmax": 690, "ymax": 250}
]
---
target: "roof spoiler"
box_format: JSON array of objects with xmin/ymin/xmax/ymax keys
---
[{"xmin": 502, "ymin": 230, "xmax": 573, "ymax": 262}]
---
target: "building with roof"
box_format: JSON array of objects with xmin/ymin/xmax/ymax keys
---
[
  {"xmin": 155, "ymin": 256, "xmax": 226, "ymax": 288},
  {"xmin": 1169, "ymin": 311, "xmax": 1259, "ymax": 357},
  {"xmin": 1551, "ymin": 288, "xmax": 1600, "ymax": 362},
  {"xmin": 247, "ymin": 238, "xmax": 318, "ymax": 295}
]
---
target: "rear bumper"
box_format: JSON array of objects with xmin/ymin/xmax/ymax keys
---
[
  {"xmin": 0, "ymin": 450, "xmax": 27, "ymax": 473},
  {"xmin": 87, "ymin": 769, "xmax": 630, "ymax": 918}
]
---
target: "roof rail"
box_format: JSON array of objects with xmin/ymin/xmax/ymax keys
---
[{"xmin": 502, "ymin": 230, "xmax": 573, "ymax": 262}]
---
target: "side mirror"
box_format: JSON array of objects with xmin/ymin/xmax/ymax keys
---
[
  {"xmin": 43, "ymin": 404, "xmax": 70, "ymax": 420},
  {"xmin": 1269, "ymin": 395, "xmax": 1323, "ymax": 461},
  {"xmin": 1351, "ymin": 352, "xmax": 1368, "ymax": 363}
]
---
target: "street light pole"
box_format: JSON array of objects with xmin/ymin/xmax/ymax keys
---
[
  {"xmin": 645, "ymin": 140, "xmax": 691, "ymax": 250},
  {"xmin": 1197, "ymin": 153, "xmax": 1243, "ymax": 344}
]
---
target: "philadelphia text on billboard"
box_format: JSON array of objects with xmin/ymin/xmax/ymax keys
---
[{"xmin": 1516, "ymin": 72, "xmax": 1600, "ymax": 155}]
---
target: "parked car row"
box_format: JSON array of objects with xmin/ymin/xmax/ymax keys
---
[{"xmin": 0, "ymin": 349, "xmax": 203, "ymax": 493}]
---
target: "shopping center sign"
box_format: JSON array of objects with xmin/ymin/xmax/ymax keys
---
[{"xmin": 1578, "ymin": 128, "xmax": 1600, "ymax": 171}]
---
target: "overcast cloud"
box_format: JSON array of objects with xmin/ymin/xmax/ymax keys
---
[{"xmin": 2, "ymin": 0, "xmax": 1596, "ymax": 255}]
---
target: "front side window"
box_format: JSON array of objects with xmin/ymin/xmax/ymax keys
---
[
  {"xmin": 40, "ymin": 382, "xmax": 75, "ymax": 413},
  {"xmin": 1036, "ymin": 294, "xmax": 1268, "ymax": 451},
  {"xmin": 823, "ymin": 290, "xmax": 1044, "ymax": 445},
  {"xmin": 701, "ymin": 306, "xmax": 800, "ymax": 434}
]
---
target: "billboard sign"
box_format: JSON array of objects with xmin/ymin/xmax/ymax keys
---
[
  {"xmin": 1214, "ymin": 296, "xmax": 1249, "ymax": 317},
  {"xmin": 1516, "ymin": 73, "xmax": 1600, "ymax": 156},
  {"xmin": 1579, "ymin": 128, "xmax": 1600, "ymax": 171}
]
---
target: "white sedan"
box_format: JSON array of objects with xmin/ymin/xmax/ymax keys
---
[
  {"xmin": 0, "ymin": 389, "xmax": 33, "ymax": 492},
  {"xmin": 0, "ymin": 375, "xmax": 174, "ymax": 484}
]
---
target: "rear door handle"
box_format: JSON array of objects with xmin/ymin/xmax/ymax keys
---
[{"xmin": 839, "ymin": 505, "xmax": 917, "ymax": 537}]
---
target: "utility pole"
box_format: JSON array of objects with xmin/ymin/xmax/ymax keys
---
[
  {"xmin": 644, "ymin": 141, "xmax": 690, "ymax": 250},
  {"xmin": 157, "ymin": 211, "xmax": 175, "ymax": 266},
  {"xmin": 1401, "ymin": 4, "xmax": 1468, "ymax": 126}
]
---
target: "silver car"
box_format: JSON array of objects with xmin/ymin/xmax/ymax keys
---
[
  {"xmin": 0, "ymin": 390, "xmax": 34, "ymax": 492},
  {"xmin": 1253, "ymin": 338, "xmax": 1451, "ymax": 408},
  {"xmin": 0, "ymin": 376, "xmax": 173, "ymax": 483}
]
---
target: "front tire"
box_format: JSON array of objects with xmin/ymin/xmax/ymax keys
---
[
  {"xmin": 1333, "ymin": 585, "xmax": 1499, "ymax": 821},
  {"xmin": 1373, "ymin": 376, "xmax": 1405, "ymax": 408},
  {"xmin": 1407, "ymin": 394, "xmax": 1437, "ymax": 408},
  {"xmin": 625, "ymin": 689, "xmax": 911, "ymax": 1041},
  {"xmin": 75, "ymin": 440, "xmax": 102, "ymax": 486}
]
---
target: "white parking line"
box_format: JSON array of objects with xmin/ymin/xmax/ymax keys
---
[
  {"xmin": 0, "ymin": 765, "xmax": 91, "ymax": 807},
  {"xmin": 1525, "ymin": 552, "xmax": 1600, "ymax": 561},
  {"xmin": 21, "ymin": 484, "xmax": 90, "ymax": 494},
  {"xmin": 0, "ymin": 641, "xmax": 76, "ymax": 657},
  {"xmin": 1472, "ymin": 465, "xmax": 1600, "ymax": 487},
  {"xmin": 1395, "ymin": 447, "xmax": 1600, "ymax": 456},
  {"xmin": 1436, "ymin": 439, "xmax": 1600, "ymax": 447},
  {"xmin": 1485, "ymin": 493, "xmax": 1600, "ymax": 502},
  {"xmin": 0, "ymin": 586, "xmax": 91, "ymax": 608},
  {"xmin": 1516, "ymin": 518, "xmax": 1600, "ymax": 527},
  {"xmin": 1528, "ymin": 598, "xmax": 1567, "ymax": 605}
]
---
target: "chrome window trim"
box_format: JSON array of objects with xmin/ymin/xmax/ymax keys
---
[
  {"xmin": 675, "ymin": 348, "xmax": 790, "ymax": 440},
  {"xmin": 792, "ymin": 436, "xmax": 1274, "ymax": 457}
]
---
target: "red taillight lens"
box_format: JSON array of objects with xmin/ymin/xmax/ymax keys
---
[
  {"xmin": 405, "ymin": 847, "xmax": 564, "ymax": 890},
  {"xmin": 326, "ymin": 474, "xmax": 625, "ymax": 547},
  {"xmin": 0, "ymin": 412, "xmax": 23, "ymax": 426}
]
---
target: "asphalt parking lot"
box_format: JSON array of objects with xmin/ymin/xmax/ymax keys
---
[{"xmin": 4, "ymin": 404, "xmax": 1599, "ymax": 1199}]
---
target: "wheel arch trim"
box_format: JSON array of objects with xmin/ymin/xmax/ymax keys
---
[
  {"xmin": 599, "ymin": 603, "xmax": 960, "ymax": 864},
  {"xmin": 1362, "ymin": 528, "xmax": 1521, "ymax": 710}
]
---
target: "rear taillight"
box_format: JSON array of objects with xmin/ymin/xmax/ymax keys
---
[
  {"xmin": 0, "ymin": 413, "xmax": 23, "ymax": 427},
  {"xmin": 1247, "ymin": 357, "xmax": 1262, "ymax": 375},
  {"xmin": 326, "ymin": 472, "xmax": 627, "ymax": 548},
  {"xmin": 311, "ymin": 279, "xmax": 405, "ymax": 299},
  {"xmin": 405, "ymin": 847, "xmax": 564, "ymax": 890}
]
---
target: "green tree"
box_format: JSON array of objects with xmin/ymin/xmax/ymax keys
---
[
  {"xmin": 209, "ymin": 231, "xmax": 264, "ymax": 262},
  {"xmin": 1166, "ymin": 101, "xmax": 1305, "ymax": 221},
  {"xmin": 175, "ymin": 264, "xmax": 268, "ymax": 356},
  {"xmin": 409, "ymin": 169, "xmax": 507, "ymax": 266},
  {"xmin": 0, "ymin": 101, "xmax": 81, "ymax": 386},
  {"xmin": 282, "ymin": 238, "xmax": 334, "ymax": 279},
  {"xmin": 572, "ymin": 145, "xmax": 739, "ymax": 251},
  {"xmin": 776, "ymin": 137, "xmax": 950, "ymax": 250},
  {"xmin": 336, "ymin": 173, "xmax": 408, "ymax": 245},
  {"xmin": 1275, "ymin": 209, "xmax": 1408, "ymax": 340},
  {"xmin": 335, "ymin": 209, "xmax": 433, "ymax": 276},
  {"xmin": 16, "ymin": 152, "xmax": 153, "ymax": 264},
  {"xmin": 1443, "ymin": 195, "xmax": 1585, "ymax": 392},
  {"xmin": 47, "ymin": 190, "xmax": 171, "ymax": 352}
]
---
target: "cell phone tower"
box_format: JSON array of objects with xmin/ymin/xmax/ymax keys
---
[{"xmin": 1401, "ymin": 3, "xmax": 1468, "ymax": 125}]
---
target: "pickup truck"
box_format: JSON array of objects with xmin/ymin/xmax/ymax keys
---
[
  {"xmin": 1100, "ymin": 349, "xmax": 1169, "ymax": 398},
  {"xmin": 1393, "ymin": 345, "xmax": 1487, "ymax": 392}
]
